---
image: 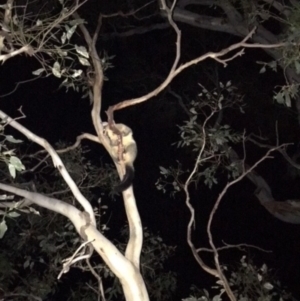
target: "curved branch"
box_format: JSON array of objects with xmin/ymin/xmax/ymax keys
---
[
  {"xmin": 75, "ymin": 10, "xmax": 145, "ymax": 284},
  {"xmin": 0, "ymin": 182, "xmax": 148, "ymax": 301},
  {"xmin": 0, "ymin": 110, "xmax": 96, "ymax": 226},
  {"xmin": 113, "ymin": 28, "xmax": 284, "ymax": 111}
]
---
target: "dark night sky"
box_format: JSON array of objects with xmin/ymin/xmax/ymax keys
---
[{"xmin": 1, "ymin": 4, "xmax": 300, "ymax": 299}]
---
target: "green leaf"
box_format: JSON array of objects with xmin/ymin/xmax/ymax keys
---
[
  {"xmin": 8, "ymin": 211, "xmax": 20, "ymax": 217},
  {"xmin": 8, "ymin": 164, "xmax": 16, "ymax": 178},
  {"xmin": 5, "ymin": 135, "xmax": 22, "ymax": 143},
  {"xmin": 75, "ymin": 45, "xmax": 89, "ymax": 58},
  {"xmin": 66, "ymin": 25, "xmax": 77, "ymax": 40},
  {"xmin": 78, "ymin": 56, "xmax": 90, "ymax": 66},
  {"xmin": 159, "ymin": 166, "xmax": 168, "ymax": 174},
  {"xmin": 32, "ymin": 68, "xmax": 45, "ymax": 76},
  {"xmin": 0, "ymin": 220, "xmax": 8, "ymax": 239},
  {"xmin": 23, "ymin": 259, "xmax": 30, "ymax": 269},
  {"xmin": 259, "ymin": 66, "xmax": 266, "ymax": 73},
  {"xmin": 71, "ymin": 69, "xmax": 83, "ymax": 78},
  {"xmin": 274, "ymin": 92, "xmax": 284, "ymax": 104},
  {"xmin": 61, "ymin": 32, "xmax": 67, "ymax": 44},
  {"xmin": 52, "ymin": 61, "xmax": 61, "ymax": 78},
  {"xmin": 9, "ymin": 156, "xmax": 25, "ymax": 171},
  {"xmin": 294, "ymin": 61, "xmax": 300, "ymax": 74}
]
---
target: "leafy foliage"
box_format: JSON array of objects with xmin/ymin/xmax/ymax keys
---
[
  {"xmin": 183, "ymin": 256, "xmax": 294, "ymax": 301},
  {"xmin": 0, "ymin": 131, "xmax": 177, "ymax": 299},
  {"xmin": 157, "ymin": 82, "xmax": 244, "ymax": 193}
]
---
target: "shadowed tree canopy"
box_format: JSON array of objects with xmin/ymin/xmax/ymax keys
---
[{"xmin": 0, "ymin": 0, "xmax": 300, "ymax": 301}]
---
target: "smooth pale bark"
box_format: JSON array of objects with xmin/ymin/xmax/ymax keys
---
[{"xmin": 0, "ymin": 182, "xmax": 149, "ymax": 301}]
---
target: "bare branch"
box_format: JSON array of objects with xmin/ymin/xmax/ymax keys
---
[
  {"xmin": 0, "ymin": 182, "xmax": 146, "ymax": 299},
  {"xmin": 0, "ymin": 110, "xmax": 96, "ymax": 226},
  {"xmin": 183, "ymin": 110, "xmax": 219, "ymax": 278},
  {"xmin": 197, "ymin": 242, "xmax": 271, "ymax": 253},
  {"xmin": 110, "ymin": 27, "xmax": 285, "ymax": 112},
  {"xmin": 75, "ymin": 10, "xmax": 144, "ymax": 277},
  {"xmin": 0, "ymin": 44, "xmax": 33, "ymax": 63},
  {"xmin": 206, "ymin": 143, "xmax": 284, "ymax": 300}
]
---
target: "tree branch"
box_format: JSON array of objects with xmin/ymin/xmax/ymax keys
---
[{"xmin": 0, "ymin": 110, "xmax": 96, "ymax": 226}]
